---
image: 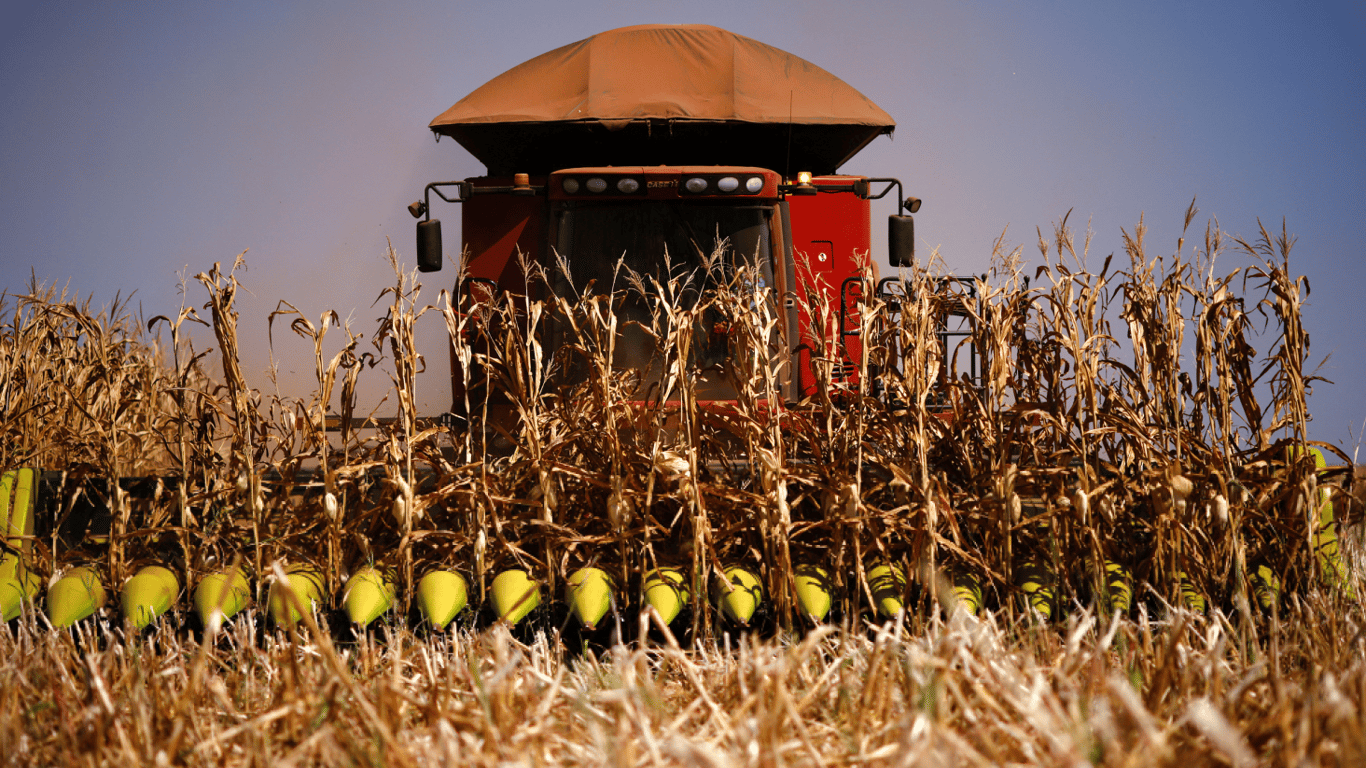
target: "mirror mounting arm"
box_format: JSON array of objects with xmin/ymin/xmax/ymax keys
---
[
  {"xmin": 410, "ymin": 181, "xmax": 468, "ymax": 273},
  {"xmin": 423, "ymin": 181, "xmax": 468, "ymax": 220}
]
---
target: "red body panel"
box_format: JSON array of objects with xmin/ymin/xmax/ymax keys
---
[
  {"xmin": 450, "ymin": 177, "xmax": 546, "ymax": 408},
  {"xmin": 461, "ymin": 176, "xmax": 546, "ymax": 289},
  {"xmin": 786, "ymin": 177, "xmax": 873, "ymax": 398}
]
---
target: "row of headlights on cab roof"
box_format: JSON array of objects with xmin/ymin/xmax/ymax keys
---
[{"xmin": 559, "ymin": 174, "xmax": 767, "ymax": 195}]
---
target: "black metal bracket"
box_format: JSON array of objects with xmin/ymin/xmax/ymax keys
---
[
  {"xmin": 835, "ymin": 275, "xmax": 989, "ymax": 399},
  {"xmin": 862, "ymin": 178, "xmax": 903, "ymax": 208},
  {"xmin": 839, "ymin": 276, "xmax": 866, "ymax": 343},
  {"xmin": 413, "ymin": 179, "xmax": 547, "ymax": 220},
  {"xmin": 777, "ymin": 176, "xmax": 919, "ymax": 215},
  {"xmin": 416, "ymin": 181, "xmax": 469, "ymax": 222}
]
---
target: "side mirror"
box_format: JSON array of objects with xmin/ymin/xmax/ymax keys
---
[
  {"xmin": 889, "ymin": 215, "xmax": 915, "ymax": 268},
  {"xmin": 417, "ymin": 219, "xmax": 443, "ymax": 272}
]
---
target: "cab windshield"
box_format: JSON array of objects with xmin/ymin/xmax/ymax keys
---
[{"xmin": 552, "ymin": 201, "xmax": 776, "ymax": 399}]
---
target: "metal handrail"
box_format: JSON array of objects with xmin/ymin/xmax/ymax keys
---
[{"xmin": 832, "ymin": 275, "xmax": 986, "ymax": 400}]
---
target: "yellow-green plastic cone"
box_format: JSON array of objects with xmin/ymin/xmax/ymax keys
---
[
  {"xmin": 418, "ymin": 570, "xmax": 468, "ymax": 630},
  {"xmin": 121, "ymin": 565, "xmax": 179, "ymax": 629},
  {"xmin": 1017, "ymin": 562, "xmax": 1056, "ymax": 619},
  {"xmin": 343, "ymin": 568, "xmax": 395, "ymax": 626},
  {"xmin": 1177, "ymin": 571, "xmax": 1207, "ymax": 613},
  {"xmin": 0, "ymin": 469, "xmax": 39, "ymax": 622},
  {"xmin": 0, "ymin": 471, "xmax": 14, "ymax": 532},
  {"xmin": 714, "ymin": 566, "xmax": 763, "ymax": 626},
  {"xmin": 868, "ymin": 563, "xmax": 907, "ymax": 619},
  {"xmin": 49, "ymin": 567, "xmax": 106, "ymax": 628},
  {"xmin": 793, "ymin": 564, "xmax": 833, "ymax": 622},
  {"xmin": 194, "ymin": 568, "xmax": 250, "ymax": 630},
  {"xmin": 491, "ymin": 569, "xmax": 540, "ymax": 625},
  {"xmin": 0, "ymin": 568, "xmax": 41, "ymax": 622},
  {"xmin": 1, "ymin": 469, "xmax": 36, "ymax": 547},
  {"xmin": 1251, "ymin": 566, "xmax": 1281, "ymax": 612},
  {"xmin": 1313, "ymin": 513, "xmax": 1346, "ymax": 588},
  {"xmin": 1286, "ymin": 446, "xmax": 1348, "ymax": 590},
  {"xmin": 565, "ymin": 567, "xmax": 614, "ymax": 630},
  {"xmin": 643, "ymin": 567, "xmax": 688, "ymax": 626},
  {"xmin": 1308, "ymin": 448, "xmax": 1350, "ymax": 592},
  {"xmin": 1104, "ymin": 561, "xmax": 1132, "ymax": 615},
  {"xmin": 950, "ymin": 570, "xmax": 983, "ymax": 615},
  {"xmin": 268, "ymin": 565, "xmax": 324, "ymax": 627}
]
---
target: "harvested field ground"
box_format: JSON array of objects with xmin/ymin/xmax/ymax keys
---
[{"xmin": 3, "ymin": 599, "xmax": 1365, "ymax": 766}]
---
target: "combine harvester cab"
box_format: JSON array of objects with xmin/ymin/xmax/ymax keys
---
[
  {"xmin": 408, "ymin": 24, "xmax": 982, "ymax": 630},
  {"xmin": 410, "ymin": 24, "xmax": 960, "ymax": 414}
]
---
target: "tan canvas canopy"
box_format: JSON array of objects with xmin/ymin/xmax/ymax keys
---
[{"xmin": 431, "ymin": 24, "xmax": 896, "ymax": 176}]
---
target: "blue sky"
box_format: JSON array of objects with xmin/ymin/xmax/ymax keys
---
[{"xmin": 2, "ymin": 1, "xmax": 1363, "ymax": 453}]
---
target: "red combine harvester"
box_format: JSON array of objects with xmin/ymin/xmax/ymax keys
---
[
  {"xmin": 408, "ymin": 24, "xmax": 976, "ymax": 416},
  {"xmin": 11, "ymin": 26, "xmax": 1338, "ymax": 639}
]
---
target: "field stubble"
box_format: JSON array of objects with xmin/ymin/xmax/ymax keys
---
[{"xmin": 2, "ymin": 599, "xmax": 1364, "ymax": 766}]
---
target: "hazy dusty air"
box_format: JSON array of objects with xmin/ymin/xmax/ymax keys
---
[{"xmin": 1, "ymin": 1, "xmax": 1362, "ymax": 449}]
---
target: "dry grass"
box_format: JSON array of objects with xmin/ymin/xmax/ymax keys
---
[
  {"xmin": 0, "ymin": 210, "xmax": 1362, "ymax": 765},
  {"xmin": 2, "ymin": 601, "xmax": 1364, "ymax": 766}
]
